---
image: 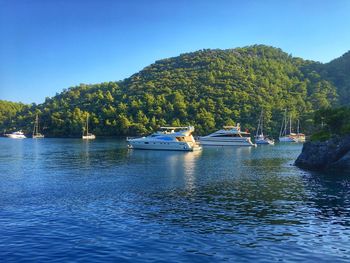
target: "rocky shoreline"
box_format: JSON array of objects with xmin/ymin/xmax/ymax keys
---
[{"xmin": 295, "ymin": 135, "xmax": 350, "ymax": 171}]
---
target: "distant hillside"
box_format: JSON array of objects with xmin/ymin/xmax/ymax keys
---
[
  {"xmin": 0, "ymin": 100, "xmax": 26, "ymax": 132},
  {"xmin": 1, "ymin": 45, "xmax": 339, "ymax": 137},
  {"xmin": 320, "ymin": 51, "xmax": 350, "ymax": 106}
]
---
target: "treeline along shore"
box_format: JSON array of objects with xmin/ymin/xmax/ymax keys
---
[{"xmin": 1, "ymin": 45, "xmax": 350, "ymax": 138}]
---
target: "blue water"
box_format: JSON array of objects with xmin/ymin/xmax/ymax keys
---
[{"xmin": 0, "ymin": 138, "xmax": 349, "ymax": 262}]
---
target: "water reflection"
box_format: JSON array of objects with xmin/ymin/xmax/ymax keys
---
[
  {"xmin": 1, "ymin": 138, "xmax": 350, "ymax": 262},
  {"xmin": 139, "ymin": 172, "xmax": 307, "ymax": 233},
  {"xmin": 183, "ymin": 151, "xmax": 202, "ymax": 192},
  {"xmin": 127, "ymin": 149, "xmax": 202, "ymax": 191}
]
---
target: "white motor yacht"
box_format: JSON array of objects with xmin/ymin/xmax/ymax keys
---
[
  {"xmin": 127, "ymin": 126, "xmax": 202, "ymax": 151},
  {"xmin": 199, "ymin": 124, "xmax": 256, "ymax": 146},
  {"xmin": 5, "ymin": 131, "xmax": 27, "ymax": 139}
]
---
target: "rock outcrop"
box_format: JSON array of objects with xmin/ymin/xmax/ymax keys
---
[{"xmin": 295, "ymin": 135, "xmax": 350, "ymax": 170}]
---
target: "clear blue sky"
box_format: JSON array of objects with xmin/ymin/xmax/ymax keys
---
[{"xmin": 1, "ymin": 0, "xmax": 350, "ymax": 104}]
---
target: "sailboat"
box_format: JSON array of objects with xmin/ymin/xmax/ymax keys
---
[
  {"xmin": 291, "ymin": 119, "xmax": 306, "ymax": 142},
  {"xmin": 32, "ymin": 114, "xmax": 44, "ymax": 138},
  {"xmin": 279, "ymin": 110, "xmax": 297, "ymax": 142},
  {"xmin": 255, "ymin": 110, "xmax": 274, "ymax": 145},
  {"xmin": 82, "ymin": 115, "xmax": 96, "ymax": 140}
]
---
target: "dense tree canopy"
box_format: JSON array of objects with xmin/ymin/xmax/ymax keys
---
[
  {"xmin": 0, "ymin": 45, "xmax": 344, "ymax": 137},
  {"xmin": 311, "ymin": 107, "xmax": 350, "ymax": 141},
  {"xmin": 317, "ymin": 51, "xmax": 350, "ymax": 106},
  {"xmin": 0, "ymin": 100, "xmax": 25, "ymax": 133}
]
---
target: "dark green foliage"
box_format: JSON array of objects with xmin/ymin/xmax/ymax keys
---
[
  {"xmin": 311, "ymin": 107, "xmax": 350, "ymax": 141},
  {"xmin": 310, "ymin": 130, "xmax": 332, "ymax": 142},
  {"xmin": 316, "ymin": 51, "xmax": 350, "ymax": 106},
  {"xmin": 0, "ymin": 45, "xmax": 340, "ymax": 137},
  {"xmin": 0, "ymin": 100, "xmax": 26, "ymax": 133}
]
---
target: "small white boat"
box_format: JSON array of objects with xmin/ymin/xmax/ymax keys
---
[
  {"xmin": 5, "ymin": 131, "xmax": 26, "ymax": 139},
  {"xmin": 199, "ymin": 124, "xmax": 256, "ymax": 146},
  {"xmin": 82, "ymin": 133, "xmax": 96, "ymax": 140},
  {"xmin": 82, "ymin": 115, "xmax": 95, "ymax": 140},
  {"xmin": 255, "ymin": 110, "xmax": 274, "ymax": 145},
  {"xmin": 279, "ymin": 110, "xmax": 297, "ymax": 142},
  {"xmin": 32, "ymin": 114, "xmax": 44, "ymax": 138},
  {"xmin": 255, "ymin": 134, "xmax": 275, "ymax": 145},
  {"xmin": 127, "ymin": 126, "xmax": 202, "ymax": 151},
  {"xmin": 292, "ymin": 133, "xmax": 306, "ymax": 143}
]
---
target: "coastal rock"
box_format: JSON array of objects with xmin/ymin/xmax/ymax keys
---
[{"xmin": 295, "ymin": 135, "xmax": 350, "ymax": 170}]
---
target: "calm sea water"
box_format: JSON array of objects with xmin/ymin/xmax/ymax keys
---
[{"xmin": 0, "ymin": 138, "xmax": 349, "ymax": 262}]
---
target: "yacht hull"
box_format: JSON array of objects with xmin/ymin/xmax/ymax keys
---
[
  {"xmin": 199, "ymin": 138, "xmax": 255, "ymax": 146},
  {"xmin": 291, "ymin": 135, "xmax": 306, "ymax": 143},
  {"xmin": 128, "ymin": 140, "xmax": 201, "ymax": 151},
  {"xmin": 82, "ymin": 135, "xmax": 96, "ymax": 140},
  {"xmin": 279, "ymin": 136, "xmax": 297, "ymax": 142},
  {"xmin": 256, "ymin": 139, "xmax": 274, "ymax": 145},
  {"xmin": 33, "ymin": 134, "xmax": 44, "ymax": 139},
  {"xmin": 6, "ymin": 134, "xmax": 26, "ymax": 139}
]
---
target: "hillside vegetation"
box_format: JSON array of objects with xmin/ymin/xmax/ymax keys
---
[
  {"xmin": 0, "ymin": 45, "xmax": 341, "ymax": 137},
  {"xmin": 0, "ymin": 100, "xmax": 26, "ymax": 132},
  {"xmin": 311, "ymin": 107, "xmax": 350, "ymax": 141},
  {"xmin": 320, "ymin": 51, "xmax": 350, "ymax": 106}
]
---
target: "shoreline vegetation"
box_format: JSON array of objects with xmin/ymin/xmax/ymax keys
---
[
  {"xmin": 295, "ymin": 107, "xmax": 350, "ymax": 170},
  {"xmin": 0, "ymin": 45, "xmax": 349, "ymax": 138}
]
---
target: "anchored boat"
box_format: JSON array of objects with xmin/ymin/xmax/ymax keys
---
[
  {"xmin": 32, "ymin": 114, "xmax": 44, "ymax": 138},
  {"xmin": 5, "ymin": 131, "xmax": 26, "ymax": 139},
  {"xmin": 199, "ymin": 124, "xmax": 256, "ymax": 146},
  {"xmin": 255, "ymin": 110, "xmax": 274, "ymax": 145},
  {"xmin": 127, "ymin": 126, "xmax": 202, "ymax": 151},
  {"xmin": 290, "ymin": 119, "xmax": 306, "ymax": 142},
  {"xmin": 279, "ymin": 110, "xmax": 297, "ymax": 142},
  {"xmin": 82, "ymin": 115, "xmax": 96, "ymax": 140}
]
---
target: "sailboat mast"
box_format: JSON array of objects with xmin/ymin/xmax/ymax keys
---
[
  {"xmin": 33, "ymin": 114, "xmax": 39, "ymax": 136},
  {"xmin": 86, "ymin": 115, "xmax": 89, "ymax": 135},
  {"xmin": 256, "ymin": 111, "xmax": 262, "ymax": 137},
  {"xmin": 289, "ymin": 114, "xmax": 292, "ymax": 135},
  {"xmin": 280, "ymin": 110, "xmax": 286, "ymax": 137},
  {"xmin": 297, "ymin": 119, "xmax": 300, "ymax": 134},
  {"xmin": 37, "ymin": 115, "xmax": 40, "ymax": 134},
  {"xmin": 33, "ymin": 115, "xmax": 36, "ymax": 136},
  {"xmin": 261, "ymin": 111, "xmax": 264, "ymax": 136},
  {"xmin": 283, "ymin": 110, "xmax": 287, "ymax": 136}
]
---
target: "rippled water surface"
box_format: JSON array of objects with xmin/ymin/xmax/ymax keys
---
[{"xmin": 1, "ymin": 138, "xmax": 350, "ymax": 262}]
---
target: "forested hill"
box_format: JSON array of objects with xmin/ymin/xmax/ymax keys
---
[
  {"xmin": 0, "ymin": 45, "xmax": 341, "ymax": 137},
  {"xmin": 0, "ymin": 100, "xmax": 25, "ymax": 129},
  {"xmin": 319, "ymin": 51, "xmax": 350, "ymax": 106}
]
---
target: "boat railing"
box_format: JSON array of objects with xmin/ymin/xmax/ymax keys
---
[
  {"xmin": 126, "ymin": 136, "xmax": 143, "ymax": 141},
  {"xmin": 160, "ymin": 126, "xmax": 195, "ymax": 132}
]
